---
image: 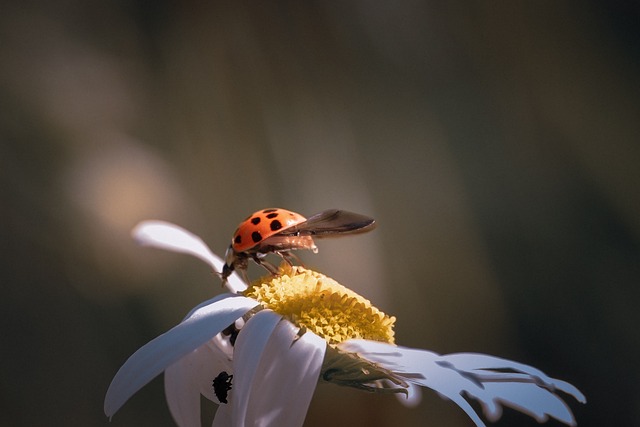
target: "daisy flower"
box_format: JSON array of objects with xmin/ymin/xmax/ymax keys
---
[{"xmin": 104, "ymin": 220, "xmax": 585, "ymax": 427}]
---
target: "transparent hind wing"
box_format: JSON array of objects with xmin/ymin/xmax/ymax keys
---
[{"xmin": 279, "ymin": 209, "xmax": 376, "ymax": 237}]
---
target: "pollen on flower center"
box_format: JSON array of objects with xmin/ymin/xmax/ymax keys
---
[{"xmin": 243, "ymin": 264, "xmax": 395, "ymax": 345}]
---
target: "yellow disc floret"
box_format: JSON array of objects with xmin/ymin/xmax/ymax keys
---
[{"xmin": 244, "ymin": 264, "xmax": 395, "ymax": 345}]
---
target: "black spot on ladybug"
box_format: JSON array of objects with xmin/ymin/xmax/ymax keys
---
[
  {"xmin": 270, "ymin": 220, "xmax": 282, "ymax": 231},
  {"xmin": 213, "ymin": 371, "xmax": 233, "ymax": 404},
  {"xmin": 234, "ymin": 235, "xmax": 242, "ymax": 244},
  {"xmin": 252, "ymin": 231, "xmax": 262, "ymax": 243},
  {"xmin": 266, "ymin": 212, "xmax": 278, "ymax": 219},
  {"xmin": 263, "ymin": 208, "xmax": 278, "ymax": 213},
  {"xmin": 251, "ymin": 217, "xmax": 261, "ymax": 225}
]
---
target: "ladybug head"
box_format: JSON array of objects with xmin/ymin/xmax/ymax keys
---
[
  {"xmin": 221, "ymin": 244, "xmax": 236, "ymax": 281},
  {"xmin": 221, "ymin": 244, "xmax": 250, "ymax": 285}
]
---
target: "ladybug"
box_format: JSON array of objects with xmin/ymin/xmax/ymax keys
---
[{"xmin": 221, "ymin": 208, "xmax": 376, "ymax": 284}]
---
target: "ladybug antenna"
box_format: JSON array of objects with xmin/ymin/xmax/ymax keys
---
[{"xmin": 213, "ymin": 268, "xmax": 225, "ymax": 284}]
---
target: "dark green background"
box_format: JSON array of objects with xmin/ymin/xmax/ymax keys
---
[{"xmin": 2, "ymin": 2, "xmax": 638, "ymax": 426}]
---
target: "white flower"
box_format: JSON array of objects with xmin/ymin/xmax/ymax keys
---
[{"xmin": 104, "ymin": 221, "xmax": 585, "ymax": 427}]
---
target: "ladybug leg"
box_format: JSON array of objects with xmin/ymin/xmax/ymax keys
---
[
  {"xmin": 281, "ymin": 251, "xmax": 305, "ymax": 268},
  {"xmin": 251, "ymin": 253, "xmax": 279, "ymax": 276},
  {"xmin": 240, "ymin": 269, "xmax": 251, "ymax": 285}
]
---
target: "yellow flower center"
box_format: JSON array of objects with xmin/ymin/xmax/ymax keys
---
[{"xmin": 243, "ymin": 264, "xmax": 396, "ymax": 345}]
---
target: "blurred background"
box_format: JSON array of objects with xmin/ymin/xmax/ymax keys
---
[{"xmin": 1, "ymin": 1, "xmax": 639, "ymax": 426}]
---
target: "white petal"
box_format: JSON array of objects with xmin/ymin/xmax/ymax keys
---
[
  {"xmin": 244, "ymin": 318, "xmax": 326, "ymax": 427},
  {"xmin": 231, "ymin": 310, "xmax": 282, "ymax": 427},
  {"xmin": 132, "ymin": 220, "xmax": 220, "ymax": 269},
  {"xmin": 165, "ymin": 341, "xmax": 233, "ymax": 427},
  {"xmin": 338, "ymin": 341, "xmax": 491, "ymax": 426},
  {"xmin": 212, "ymin": 403, "xmax": 233, "ymax": 427},
  {"xmin": 232, "ymin": 311, "xmax": 326, "ymax": 427},
  {"xmin": 479, "ymin": 382, "xmax": 577, "ymax": 425},
  {"xmin": 396, "ymin": 382, "xmax": 422, "ymax": 408},
  {"xmin": 338, "ymin": 340, "xmax": 583, "ymax": 427},
  {"xmin": 104, "ymin": 294, "xmax": 258, "ymax": 418},
  {"xmin": 132, "ymin": 220, "xmax": 246, "ymax": 293},
  {"xmin": 443, "ymin": 353, "xmax": 586, "ymax": 403}
]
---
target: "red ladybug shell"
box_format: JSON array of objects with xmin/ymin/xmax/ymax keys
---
[{"xmin": 232, "ymin": 208, "xmax": 307, "ymax": 252}]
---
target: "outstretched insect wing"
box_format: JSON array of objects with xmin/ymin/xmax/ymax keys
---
[{"xmin": 280, "ymin": 209, "xmax": 376, "ymax": 236}]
